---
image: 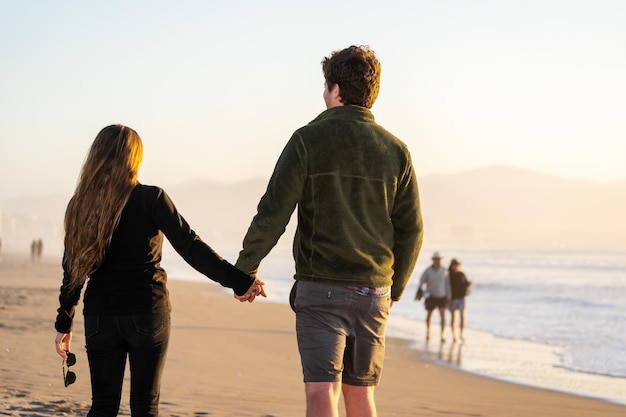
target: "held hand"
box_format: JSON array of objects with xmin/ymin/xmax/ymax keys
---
[
  {"xmin": 255, "ymin": 279, "xmax": 267, "ymax": 298},
  {"xmin": 234, "ymin": 278, "xmax": 267, "ymax": 303},
  {"xmin": 235, "ymin": 279, "xmax": 265, "ymax": 303},
  {"xmin": 55, "ymin": 332, "xmax": 72, "ymax": 359}
]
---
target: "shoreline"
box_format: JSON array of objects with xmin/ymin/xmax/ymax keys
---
[
  {"xmin": 1, "ymin": 254, "xmax": 625, "ymax": 416},
  {"xmin": 162, "ymin": 256, "xmax": 626, "ymax": 408},
  {"xmin": 394, "ymin": 320, "xmax": 626, "ymax": 407}
]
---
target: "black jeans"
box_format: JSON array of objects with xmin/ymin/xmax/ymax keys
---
[{"xmin": 84, "ymin": 313, "xmax": 171, "ymax": 417}]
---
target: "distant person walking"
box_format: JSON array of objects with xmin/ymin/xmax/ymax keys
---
[
  {"xmin": 36, "ymin": 238, "xmax": 43, "ymax": 260},
  {"xmin": 416, "ymin": 252, "xmax": 450, "ymax": 342},
  {"xmin": 31, "ymin": 238, "xmax": 43, "ymax": 262},
  {"xmin": 54, "ymin": 124, "xmax": 265, "ymax": 417},
  {"xmin": 448, "ymin": 258, "xmax": 471, "ymax": 342},
  {"xmin": 30, "ymin": 239, "xmax": 37, "ymax": 262}
]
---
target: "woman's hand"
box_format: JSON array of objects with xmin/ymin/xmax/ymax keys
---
[{"xmin": 55, "ymin": 332, "xmax": 72, "ymax": 358}]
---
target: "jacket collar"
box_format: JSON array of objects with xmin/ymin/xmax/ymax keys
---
[{"xmin": 309, "ymin": 105, "xmax": 375, "ymax": 125}]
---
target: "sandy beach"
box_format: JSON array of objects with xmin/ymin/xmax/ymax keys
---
[{"xmin": 1, "ymin": 254, "xmax": 624, "ymax": 417}]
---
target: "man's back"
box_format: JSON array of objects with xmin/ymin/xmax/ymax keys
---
[{"xmin": 286, "ymin": 105, "xmax": 419, "ymax": 289}]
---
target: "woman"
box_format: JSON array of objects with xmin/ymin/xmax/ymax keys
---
[
  {"xmin": 448, "ymin": 258, "xmax": 471, "ymax": 342},
  {"xmin": 54, "ymin": 124, "xmax": 264, "ymax": 416}
]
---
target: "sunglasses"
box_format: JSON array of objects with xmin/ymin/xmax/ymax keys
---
[{"xmin": 63, "ymin": 351, "xmax": 76, "ymax": 387}]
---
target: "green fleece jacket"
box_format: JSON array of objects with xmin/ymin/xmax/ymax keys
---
[{"xmin": 236, "ymin": 105, "xmax": 423, "ymax": 301}]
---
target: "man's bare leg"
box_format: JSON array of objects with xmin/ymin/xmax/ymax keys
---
[
  {"xmin": 305, "ymin": 381, "xmax": 341, "ymax": 417},
  {"xmin": 425, "ymin": 310, "xmax": 433, "ymax": 340},
  {"xmin": 439, "ymin": 307, "xmax": 446, "ymax": 342},
  {"xmin": 343, "ymin": 384, "xmax": 377, "ymax": 417}
]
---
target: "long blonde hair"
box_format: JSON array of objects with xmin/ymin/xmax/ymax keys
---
[{"xmin": 64, "ymin": 124, "xmax": 143, "ymax": 292}]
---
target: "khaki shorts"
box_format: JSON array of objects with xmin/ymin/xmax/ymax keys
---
[{"xmin": 294, "ymin": 281, "xmax": 391, "ymax": 386}]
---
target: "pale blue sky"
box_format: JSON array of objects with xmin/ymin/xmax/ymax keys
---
[{"xmin": 1, "ymin": 0, "xmax": 625, "ymax": 200}]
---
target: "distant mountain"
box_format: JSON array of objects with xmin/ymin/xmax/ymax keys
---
[
  {"xmin": 2, "ymin": 166, "xmax": 625, "ymax": 256},
  {"xmin": 418, "ymin": 166, "xmax": 626, "ymax": 248}
]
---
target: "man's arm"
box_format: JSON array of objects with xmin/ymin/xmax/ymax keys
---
[
  {"xmin": 390, "ymin": 160, "xmax": 424, "ymax": 301},
  {"xmin": 235, "ymin": 134, "xmax": 307, "ymax": 274}
]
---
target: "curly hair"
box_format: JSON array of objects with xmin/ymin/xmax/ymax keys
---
[
  {"xmin": 322, "ymin": 45, "xmax": 381, "ymax": 108},
  {"xmin": 63, "ymin": 124, "xmax": 143, "ymax": 292}
]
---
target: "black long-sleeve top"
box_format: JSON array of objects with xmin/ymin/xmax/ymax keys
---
[
  {"xmin": 55, "ymin": 184, "xmax": 254, "ymax": 333},
  {"xmin": 449, "ymin": 270, "xmax": 470, "ymax": 299}
]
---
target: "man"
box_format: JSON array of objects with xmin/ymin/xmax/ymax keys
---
[
  {"xmin": 235, "ymin": 45, "xmax": 423, "ymax": 417},
  {"xmin": 416, "ymin": 251, "xmax": 451, "ymax": 342}
]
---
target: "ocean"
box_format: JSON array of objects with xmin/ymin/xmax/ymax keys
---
[{"xmin": 161, "ymin": 247, "xmax": 626, "ymax": 406}]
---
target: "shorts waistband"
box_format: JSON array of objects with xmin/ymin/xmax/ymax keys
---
[{"xmin": 345, "ymin": 286, "xmax": 391, "ymax": 297}]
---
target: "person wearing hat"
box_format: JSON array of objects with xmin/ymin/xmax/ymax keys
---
[
  {"xmin": 448, "ymin": 258, "xmax": 472, "ymax": 341},
  {"xmin": 415, "ymin": 251, "xmax": 451, "ymax": 342}
]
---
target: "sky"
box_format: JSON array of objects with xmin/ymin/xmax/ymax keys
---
[{"xmin": 1, "ymin": 0, "xmax": 625, "ymax": 200}]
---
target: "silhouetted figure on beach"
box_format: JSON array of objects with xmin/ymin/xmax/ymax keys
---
[
  {"xmin": 416, "ymin": 251, "xmax": 451, "ymax": 342},
  {"xmin": 36, "ymin": 238, "xmax": 43, "ymax": 260},
  {"xmin": 31, "ymin": 238, "xmax": 43, "ymax": 262},
  {"xmin": 448, "ymin": 258, "xmax": 471, "ymax": 341},
  {"xmin": 30, "ymin": 239, "xmax": 37, "ymax": 262}
]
